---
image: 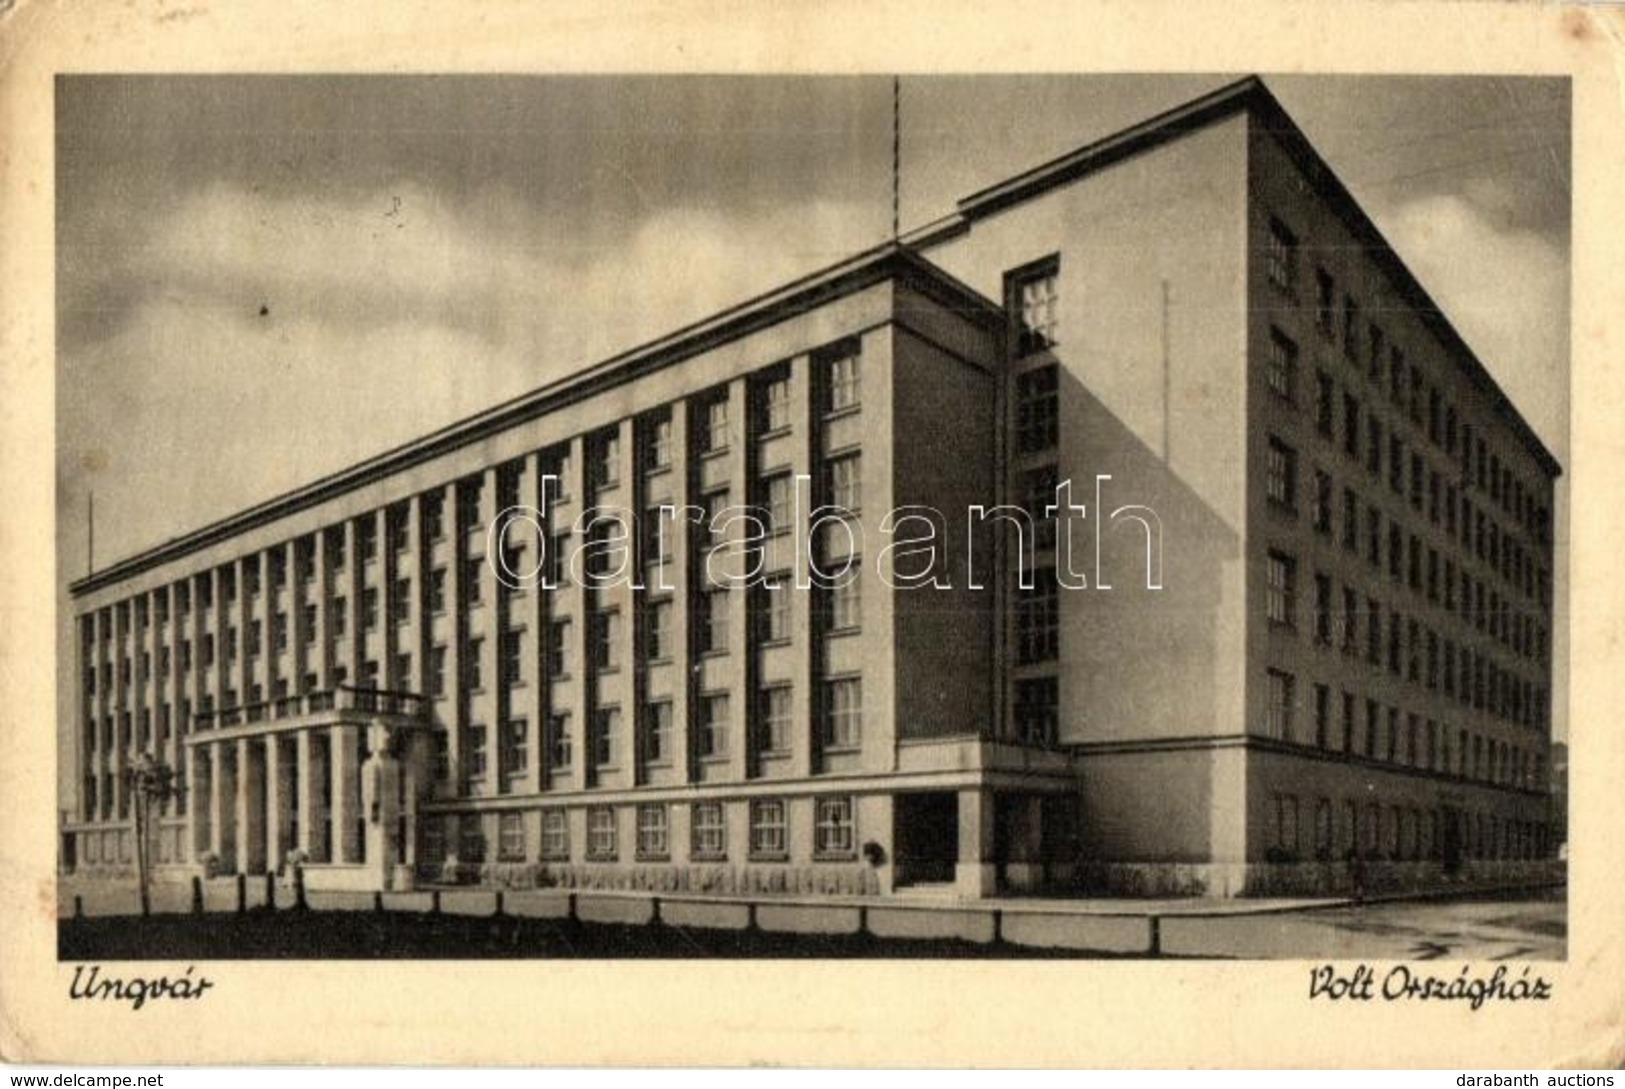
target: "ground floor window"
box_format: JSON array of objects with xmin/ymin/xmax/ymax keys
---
[
  {"xmin": 749, "ymin": 798, "xmax": 787, "ymax": 859},
  {"xmin": 636, "ymin": 804, "xmax": 670, "ymax": 860},
  {"xmin": 421, "ymin": 818, "xmax": 446, "ymax": 864},
  {"xmin": 458, "ymin": 817, "xmax": 486, "ymax": 863},
  {"xmin": 497, "ymin": 812, "xmax": 526, "ymax": 862},
  {"xmin": 814, "ymin": 796, "xmax": 855, "ymax": 857},
  {"xmin": 541, "ymin": 810, "xmax": 569, "ymax": 860},
  {"xmin": 691, "ymin": 802, "xmax": 726, "ymax": 860},
  {"xmin": 587, "ymin": 806, "xmax": 617, "ymax": 860}
]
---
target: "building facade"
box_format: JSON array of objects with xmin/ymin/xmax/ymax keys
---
[{"xmin": 63, "ymin": 78, "xmax": 1560, "ymax": 898}]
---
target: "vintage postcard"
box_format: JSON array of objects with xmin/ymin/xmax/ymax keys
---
[{"xmin": 1, "ymin": 0, "xmax": 1622, "ymax": 1070}]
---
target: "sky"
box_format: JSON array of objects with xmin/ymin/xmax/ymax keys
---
[{"xmin": 54, "ymin": 73, "xmax": 1571, "ymax": 761}]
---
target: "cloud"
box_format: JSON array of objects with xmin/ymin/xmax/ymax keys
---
[{"xmin": 59, "ymin": 180, "xmax": 880, "ymax": 566}]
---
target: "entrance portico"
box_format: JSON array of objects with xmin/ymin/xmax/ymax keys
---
[{"xmin": 182, "ymin": 686, "xmax": 432, "ymax": 891}]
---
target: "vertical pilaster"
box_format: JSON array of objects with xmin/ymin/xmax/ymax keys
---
[
  {"xmin": 788, "ymin": 352, "xmax": 815, "ymax": 780},
  {"xmin": 725, "ymin": 379, "xmax": 750, "ymax": 783},
  {"xmin": 956, "ymin": 786, "xmax": 997, "ymax": 898},
  {"xmin": 332, "ymin": 724, "xmax": 361, "ymax": 863},
  {"xmin": 237, "ymin": 736, "xmax": 266, "ymax": 874},
  {"xmin": 564, "ymin": 437, "xmax": 590, "ymax": 792}
]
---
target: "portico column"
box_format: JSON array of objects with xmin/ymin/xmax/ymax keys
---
[
  {"xmin": 295, "ymin": 729, "xmax": 315, "ymax": 857},
  {"xmin": 266, "ymin": 734, "xmax": 293, "ymax": 871},
  {"xmin": 214, "ymin": 742, "xmax": 238, "ymax": 872},
  {"xmin": 956, "ymin": 786, "xmax": 997, "ymax": 899},
  {"xmin": 331, "ymin": 724, "xmax": 361, "ymax": 863},
  {"xmin": 237, "ymin": 736, "xmax": 266, "ymax": 874},
  {"xmin": 188, "ymin": 743, "xmax": 210, "ymax": 860}
]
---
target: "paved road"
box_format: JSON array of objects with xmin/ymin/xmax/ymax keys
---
[{"xmin": 1160, "ymin": 893, "xmax": 1565, "ymax": 959}]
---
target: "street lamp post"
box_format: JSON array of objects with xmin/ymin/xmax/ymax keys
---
[{"xmin": 123, "ymin": 753, "xmax": 185, "ymax": 917}]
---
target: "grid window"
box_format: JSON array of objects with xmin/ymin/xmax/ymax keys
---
[
  {"xmin": 587, "ymin": 806, "xmax": 617, "ymax": 860},
  {"xmin": 502, "ymin": 630, "xmax": 524, "ymax": 686},
  {"xmin": 1024, "ymin": 465, "xmax": 1061, "ymax": 551},
  {"xmin": 759, "ymin": 685, "xmax": 792, "ymax": 752},
  {"xmin": 815, "ymin": 796, "xmax": 856, "ymax": 857},
  {"xmin": 691, "ymin": 802, "xmax": 726, "ymax": 860},
  {"xmin": 1315, "ymin": 372, "xmax": 1335, "ymax": 438},
  {"xmin": 645, "ymin": 412, "xmax": 673, "ymax": 471},
  {"xmin": 1313, "ymin": 683, "xmax": 1330, "ymax": 748},
  {"xmin": 1266, "ymin": 327, "xmax": 1298, "ymax": 402},
  {"xmin": 1266, "ymin": 551, "xmax": 1297, "ymax": 628},
  {"xmin": 1016, "ymin": 365, "xmax": 1059, "ymax": 454},
  {"xmin": 823, "ymin": 677, "xmax": 862, "ymax": 749},
  {"xmin": 698, "ymin": 693, "xmax": 729, "ymax": 758},
  {"xmin": 1015, "ymin": 569, "xmax": 1060, "ymax": 664},
  {"xmin": 467, "ymin": 724, "xmax": 488, "ymax": 783},
  {"xmin": 1266, "ymin": 668, "xmax": 1295, "ymax": 741},
  {"xmin": 591, "ymin": 609, "xmax": 621, "ymax": 671},
  {"xmin": 701, "ymin": 396, "xmax": 730, "ymax": 454},
  {"xmin": 1266, "ymin": 218, "xmax": 1297, "ymax": 293},
  {"xmin": 547, "ymin": 619, "xmax": 570, "ymax": 678},
  {"xmin": 463, "ymin": 558, "xmax": 484, "ymax": 606},
  {"xmin": 759, "ymin": 373, "xmax": 792, "ymax": 433},
  {"xmin": 826, "ymin": 454, "xmax": 862, "ymax": 512},
  {"xmin": 644, "ymin": 701, "xmax": 672, "ymax": 764},
  {"xmin": 591, "ymin": 431, "xmax": 620, "ymax": 492},
  {"xmin": 762, "ymin": 472, "xmax": 793, "ymax": 532},
  {"xmin": 458, "ymin": 818, "xmax": 486, "ymax": 863},
  {"xmin": 389, "ymin": 579, "xmax": 411, "ymax": 625},
  {"xmin": 497, "ymin": 812, "xmax": 525, "ymax": 862},
  {"xmin": 547, "ymin": 713, "xmax": 572, "ymax": 769},
  {"xmin": 636, "ymin": 805, "xmax": 670, "ymax": 860},
  {"xmin": 592, "ymin": 707, "xmax": 619, "ymax": 768},
  {"xmin": 698, "ymin": 590, "xmax": 729, "ymax": 654},
  {"xmin": 503, "ymin": 721, "xmax": 529, "ymax": 780},
  {"xmin": 363, "ymin": 588, "xmax": 379, "ymax": 630},
  {"xmin": 1014, "ymin": 266, "xmax": 1059, "ymax": 355},
  {"xmin": 1314, "ymin": 572, "xmax": 1333, "ymax": 646},
  {"xmin": 757, "ymin": 579, "xmax": 791, "ymax": 644},
  {"xmin": 1266, "ymin": 437, "xmax": 1297, "ymax": 511},
  {"xmin": 465, "ymin": 637, "xmax": 484, "ymax": 691},
  {"xmin": 1015, "ymin": 676, "xmax": 1059, "ymax": 746},
  {"xmin": 1312, "ymin": 470, "xmax": 1333, "ymax": 535},
  {"xmin": 749, "ymin": 799, "xmax": 787, "ymax": 858},
  {"xmin": 646, "ymin": 598, "xmax": 674, "ymax": 659},
  {"xmin": 541, "ymin": 810, "xmax": 569, "ymax": 860},
  {"xmin": 829, "ymin": 571, "xmax": 862, "ymax": 632},
  {"xmin": 428, "ymin": 568, "xmax": 447, "ymax": 613},
  {"xmin": 429, "ymin": 645, "xmax": 447, "ymax": 698},
  {"xmin": 1315, "ymin": 268, "xmax": 1335, "ymax": 336},
  {"xmin": 827, "ymin": 347, "xmax": 862, "ymax": 413}
]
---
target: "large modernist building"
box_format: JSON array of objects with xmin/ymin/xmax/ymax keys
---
[{"xmin": 62, "ymin": 77, "xmax": 1560, "ymax": 898}]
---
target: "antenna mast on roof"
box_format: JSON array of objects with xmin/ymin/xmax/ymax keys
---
[{"xmin": 892, "ymin": 75, "xmax": 901, "ymax": 241}]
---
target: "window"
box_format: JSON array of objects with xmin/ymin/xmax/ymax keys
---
[
  {"xmin": 1312, "ymin": 470, "xmax": 1333, "ymax": 536},
  {"xmin": 587, "ymin": 806, "xmax": 617, "ymax": 860},
  {"xmin": 465, "ymin": 637, "xmax": 484, "ymax": 691},
  {"xmin": 458, "ymin": 818, "xmax": 486, "ymax": 863},
  {"xmin": 1266, "ymin": 551, "xmax": 1296, "ymax": 628},
  {"xmin": 467, "ymin": 723, "xmax": 488, "ymax": 783},
  {"xmin": 815, "ymin": 796, "xmax": 856, "ymax": 857},
  {"xmin": 698, "ymin": 693, "xmax": 729, "ymax": 758},
  {"xmin": 423, "ymin": 492, "xmax": 446, "ymax": 541},
  {"xmin": 700, "ymin": 395, "xmax": 730, "ymax": 454},
  {"xmin": 463, "ymin": 558, "xmax": 484, "ymax": 606},
  {"xmin": 358, "ymin": 518, "xmax": 378, "ymax": 562},
  {"xmin": 759, "ymin": 685, "xmax": 792, "ymax": 753},
  {"xmin": 302, "ymin": 603, "xmax": 317, "ymax": 644},
  {"xmin": 392, "ymin": 652, "xmax": 412, "ymax": 688},
  {"xmin": 1016, "ymin": 365, "xmax": 1059, "ymax": 453},
  {"xmin": 1315, "ymin": 268, "xmax": 1335, "ymax": 336},
  {"xmin": 1342, "ymin": 393, "xmax": 1360, "ymax": 459},
  {"xmin": 1016, "ymin": 569, "xmax": 1059, "ymax": 662},
  {"xmin": 1024, "ymin": 465, "xmax": 1061, "ymax": 551},
  {"xmin": 1265, "ymin": 327, "xmax": 1297, "ymax": 402},
  {"xmin": 458, "ymin": 478, "xmax": 484, "ymax": 533},
  {"xmin": 636, "ymin": 805, "xmax": 670, "ymax": 860},
  {"xmin": 826, "ymin": 453, "xmax": 862, "ymax": 512},
  {"xmin": 1315, "ymin": 372, "xmax": 1335, "ymax": 438},
  {"xmin": 1266, "ymin": 668, "xmax": 1295, "ymax": 741},
  {"xmin": 1342, "ymin": 295, "xmax": 1360, "ymax": 362},
  {"xmin": 698, "ymin": 589, "xmax": 729, "ymax": 654},
  {"xmin": 691, "ymin": 802, "xmax": 726, "ymax": 860},
  {"xmin": 762, "ymin": 472, "xmax": 793, "ymax": 532},
  {"xmin": 590, "ymin": 430, "xmax": 620, "ymax": 492},
  {"xmin": 758, "ymin": 372, "xmax": 792, "ymax": 433},
  {"xmin": 644, "ymin": 701, "xmax": 672, "ymax": 764},
  {"xmin": 1015, "ymin": 676, "xmax": 1059, "ymax": 746},
  {"xmin": 646, "ymin": 598, "xmax": 674, "ymax": 659},
  {"xmin": 1341, "ymin": 488, "xmax": 1358, "ymax": 552},
  {"xmin": 1341, "ymin": 586, "xmax": 1359, "ymax": 653},
  {"xmin": 547, "ymin": 619, "xmax": 570, "ymax": 678},
  {"xmin": 1367, "ymin": 324, "xmax": 1387, "ymax": 382},
  {"xmin": 756, "ymin": 579, "xmax": 791, "ymax": 644},
  {"xmin": 1266, "ymin": 218, "xmax": 1297, "ymax": 293},
  {"xmin": 590, "ymin": 608, "xmax": 620, "ymax": 671},
  {"xmin": 1266, "ymin": 436, "xmax": 1297, "ymax": 511},
  {"xmin": 1314, "ymin": 572, "xmax": 1332, "ymax": 646},
  {"xmin": 502, "ymin": 629, "xmax": 524, "ymax": 686},
  {"xmin": 547, "ymin": 713, "xmax": 572, "ymax": 769},
  {"xmin": 823, "ymin": 677, "xmax": 862, "ymax": 749},
  {"xmin": 332, "ymin": 596, "xmax": 347, "ymax": 637},
  {"xmin": 592, "ymin": 707, "xmax": 619, "ymax": 768},
  {"xmin": 1013, "ymin": 264, "xmax": 1059, "ymax": 356},
  {"xmin": 826, "ymin": 345, "xmax": 862, "ymax": 412},
  {"xmin": 1367, "ymin": 416, "xmax": 1382, "ymax": 476},
  {"xmin": 429, "ymin": 645, "xmax": 447, "ymax": 698},
  {"xmin": 389, "ymin": 578, "xmax": 411, "ymax": 625},
  {"xmin": 749, "ymin": 799, "xmax": 787, "ymax": 858},
  {"xmin": 829, "ymin": 571, "xmax": 862, "ymax": 632},
  {"xmin": 541, "ymin": 810, "xmax": 569, "ymax": 860},
  {"xmin": 547, "ymin": 531, "xmax": 571, "ymax": 586},
  {"xmin": 644, "ymin": 411, "xmax": 673, "ymax": 471},
  {"xmin": 1313, "ymin": 683, "xmax": 1330, "ymax": 748},
  {"xmin": 498, "ymin": 812, "xmax": 525, "ymax": 862},
  {"xmin": 388, "ymin": 505, "xmax": 410, "ymax": 553}
]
